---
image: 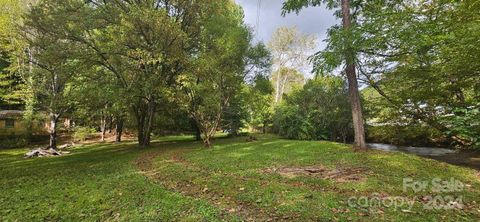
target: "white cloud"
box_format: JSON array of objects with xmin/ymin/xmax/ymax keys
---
[{"xmin": 236, "ymin": 0, "xmax": 339, "ymax": 50}]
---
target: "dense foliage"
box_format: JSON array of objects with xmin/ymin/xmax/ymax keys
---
[
  {"xmin": 273, "ymin": 76, "xmax": 352, "ymax": 142},
  {"xmin": 355, "ymin": 0, "xmax": 480, "ymax": 148},
  {"xmin": 0, "ymin": 0, "xmax": 31, "ymax": 110},
  {"xmin": 0, "ymin": 0, "xmax": 478, "ymax": 149},
  {"xmin": 0, "ymin": 0, "xmax": 272, "ymax": 148},
  {"xmin": 280, "ymin": 0, "xmax": 480, "ymax": 149}
]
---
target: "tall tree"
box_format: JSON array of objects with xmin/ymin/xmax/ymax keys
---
[
  {"xmin": 282, "ymin": 0, "xmax": 367, "ymax": 150},
  {"xmin": 21, "ymin": 0, "xmax": 80, "ymax": 148},
  {"xmin": 180, "ymin": 2, "xmax": 250, "ymax": 147},
  {"xmin": 271, "ymin": 67, "xmax": 304, "ymax": 103},
  {"xmin": 60, "ymin": 0, "xmax": 215, "ymax": 147},
  {"xmin": 339, "ymin": 0, "xmax": 366, "ymax": 150},
  {"xmin": 268, "ymin": 26, "xmax": 316, "ymax": 103}
]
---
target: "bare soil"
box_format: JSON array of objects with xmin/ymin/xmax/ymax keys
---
[{"xmin": 262, "ymin": 165, "xmax": 366, "ymax": 182}]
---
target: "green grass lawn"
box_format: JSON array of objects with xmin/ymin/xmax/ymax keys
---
[{"xmin": 1, "ymin": 135, "xmax": 479, "ymax": 221}]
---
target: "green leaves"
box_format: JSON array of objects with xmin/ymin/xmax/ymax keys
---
[
  {"xmin": 176, "ymin": 1, "xmax": 253, "ymax": 145},
  {"xmin": 284, "ymin": 0, "xmax": 480, "ymax": 148},
  {"xmin": 281, "ymin": 0, "xmax": 334, "ymax": 15},
  {"xmin": 439, "ymin": 107, "xmax": 480, "ymax": 149},
  {"xmin": 273, "ymin": 76, "xmax": 351, "ymax": 141}
]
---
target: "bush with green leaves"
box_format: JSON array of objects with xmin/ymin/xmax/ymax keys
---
[
  {"xmin": 72, "ymin": 127, "xmax": 96, "ymax": 142},
  {"xmin": 221, "ymin": 86, "xmax": 250, "ymax": 136},
  {"xmin": 273, "ymin": 76, "xmax": 352, "ymax": 142},
  {"xmin": 247, "ymin": 75, "xmax": 274, "ymax": 133},
  {"xmin": 440, "ymin": 107, "xmax": 480, "ymax": 149}
]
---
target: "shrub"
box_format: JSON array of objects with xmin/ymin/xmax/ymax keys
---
[
  {"xmin": 439, "ymin": 107, "xmax": 480, "ymax": 149},
  {"xmin": 272, "ymin": 77, "xmax": 353, "ymax": 142},
  {"xmin": 73, "ymin": 127, "xmax": 97, "ymax": 142},
  {"xmin": 273, "ymin": 105, "xmax": 311, "ymax": 140}
]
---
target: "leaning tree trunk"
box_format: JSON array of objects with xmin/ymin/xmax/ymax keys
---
[
  {"xmin": 341, "ymin": 0, "xmax": 367, "ymax": 150},
  {"xmin": 202, "ymin": 126, "xmax": 216, "ymax": 148},
  {"xmin": 49, "ymin": 113, "xmax": 59, "ymax": 149},
  {"xmin": 196, "ymin": 120, "xmax": 215, "ymax": 148},
  {"xmin": 200, "ymin": 106, "xmax": 224, "ymax": 148},
  {"xmin": 203, "ymin": 135, "xmax": 212, "ymax": 148}
]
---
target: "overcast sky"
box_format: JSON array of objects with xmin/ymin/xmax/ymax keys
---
[{"xmin": 236, "ymin": 0, "xmax": 338, "ymax": 50}]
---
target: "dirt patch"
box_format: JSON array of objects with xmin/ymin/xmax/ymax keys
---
[
  {"xmin": 134, "ymin": 150, "xmax": 161, "ymax": 173},
  {"xmin": 262, "ymin": 165, "xmax": 365, "ymax": 182}
]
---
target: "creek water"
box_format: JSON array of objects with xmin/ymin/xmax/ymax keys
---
[
  {"xmin": 367, "ymin": 143, "xmax": 480, "ymax": 170},
  {"xmin": 367, "ymin": 143, "xmax": 457, "ymax": 156}
]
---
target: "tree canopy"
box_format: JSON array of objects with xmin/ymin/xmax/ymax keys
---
[{"xmin": 0, "ymin": 0, "xmax": 478, "ymax": 149}]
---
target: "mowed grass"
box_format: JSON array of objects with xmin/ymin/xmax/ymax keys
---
[
  {"xmin": 146, "ymin": 135, "xmax": 480, "ymax": 221},
  {"xmin": 1, "ymin": 134, "xmax": 480, "ymax": 221},
  {"xmin": 0, "ymin": 136, "xmax": 235, "ymax": 221}
]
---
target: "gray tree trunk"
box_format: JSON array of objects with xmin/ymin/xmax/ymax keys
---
[{"xmin": 341, "ymin": 0, "xmax": 367, "ymax": 150}]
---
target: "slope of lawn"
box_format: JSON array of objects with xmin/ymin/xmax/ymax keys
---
[
  {"xmin": 0, "ymin": 136, "xmax": 236, "ymax": 221},
  {"xmin": 1, "ymin": 135, "xmax": 479, "ymax": 221},
  {"xmin": 141, "ymin": 135, "xmax": 480, "ymax": 221}
]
